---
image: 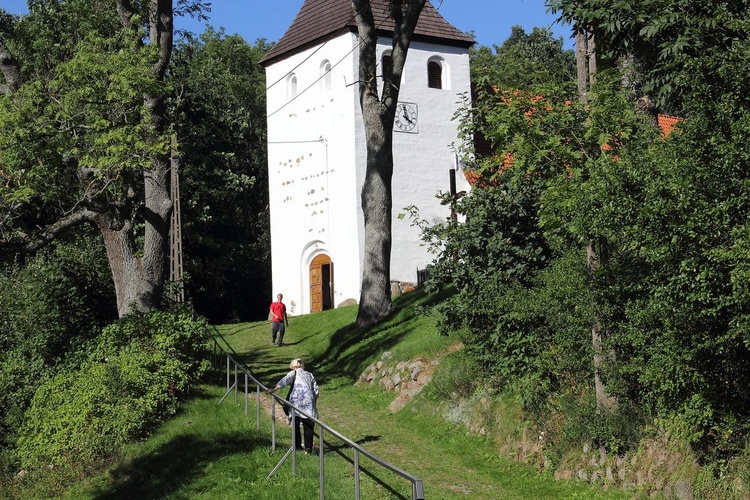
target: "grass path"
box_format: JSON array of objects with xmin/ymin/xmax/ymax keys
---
[
  {"xmin": 57, "ymin": 291, "xmax": 631, "ymax": 499},
  {"xmin": 212, "ymin": 293, "xmax": 630, "ymax": 499}
]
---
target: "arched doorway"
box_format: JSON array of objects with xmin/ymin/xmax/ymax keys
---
[{"xmin": 309, "ymin": 254, "xmax": 334, "ymax": 313}]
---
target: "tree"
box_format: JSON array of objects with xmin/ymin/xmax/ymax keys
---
[
  {"xmin": 0, "ymin": 0, "xmax": 205, "ymax": 317},
  {"xmin": 470, "ymin": 25, "xmax": 575, "ymax": 89},
  {"xmin": 440, "ymin": 1, "xmax": 750, "ymax": 457},
  {"xmin": 352, "ymin": 0, "xmax": 426, "ymax": 328},
  {"xmin": 170, "ymin": 31, "xmax": 272, "ymax": 322},
  {"xmin": 548, "ymin": 0, "xmax": 750, "ymax": 113}
]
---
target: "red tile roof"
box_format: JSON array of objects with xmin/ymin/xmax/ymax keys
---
[
  {"xmin": 259, "ymin": 0, "xmax": 475, "ymax": 67},
  {"xmin": 657, "ymin": 114, "xmax": 681, "ymax": 137},
  {"xmin": 461, "ymin": 109, "xmax": 684, "ymax": 187}
]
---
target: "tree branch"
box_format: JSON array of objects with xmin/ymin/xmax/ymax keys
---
[
  {"xmin": 0, "ymin": 39, "xmax": 22, "ymax": 93},
  {"xmin": 0, "ymin": 208, "xmax": 98, "ymax": 253}
]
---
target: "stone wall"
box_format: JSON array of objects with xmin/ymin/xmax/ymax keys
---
[
  {"xmin": 356, "ymin": 351, "xmax": 437, "ymax": 411},
  {"xmin": 355, "ymin": 348, "xmax": 711, "ymax": 499}
]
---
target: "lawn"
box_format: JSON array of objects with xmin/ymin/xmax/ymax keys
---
[{"xmin": 58, "ymin": 289, "xmax": 630, "ymax": 499}]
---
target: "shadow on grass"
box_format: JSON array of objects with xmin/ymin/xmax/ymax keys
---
[
  {"xmin": 90, "ymin": 432, "xmax": 268, "ymax": 499},
  {"xmin": 208, "ymin": 287, "xmax": 455, "ymax": 389},
  {"xmin": 311, "ymin": 287, "xmax": 453, "ymax": 383},
  {"xmin": 320, "ymin": 436, "xmax": 410, "ymax": 500}
]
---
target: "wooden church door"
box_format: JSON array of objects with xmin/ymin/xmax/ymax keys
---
[{"xmin": 309, "ymin": 254, "xmax": 334, "ymax": 313}]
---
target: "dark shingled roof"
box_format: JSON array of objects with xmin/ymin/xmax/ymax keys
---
[{"xmin": 259, "ymin": 0, "xmax": 475, "ymax": 67}]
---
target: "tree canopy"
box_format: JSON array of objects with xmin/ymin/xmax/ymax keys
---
[
  {"xmin": 422, "ymin": 1, "xmax": 750, "ymax": 463},
  {"xmin": 470, "ymin": 25, "xmax": 575, "ymax": 89}
]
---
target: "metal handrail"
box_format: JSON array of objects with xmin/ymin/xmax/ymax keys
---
[{"xmin": 209, "ymin": 327, "xmax": 425, "ymax": 500}]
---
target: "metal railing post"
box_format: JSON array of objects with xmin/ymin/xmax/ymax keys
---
[
  {"xmin": 354, "ymin": 449, "xmax": 360, "ymax": 500},
  {"xmin": 210, "ymin": 326, "xmax": 425, "ymax": 499},
  {"xmin": 271, "ymin": 400, "xmax": 276, "ymax": 452},
  {"xmin": 256, "ymin": 385, "xmax": 261, "ymax": 432},
  {"xmin": 291, "ymin": 413, "xmax": 297, "ymax": 476},
  {"xmin": 319, "ymin": 426, "xmax": 325, "ymax": 500},
  {"xmin": 233, "ymin": 362, "xmax": 238, "ymax": 404}
]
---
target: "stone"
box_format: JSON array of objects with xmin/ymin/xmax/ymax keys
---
[
  {"xmin": 674, "ymin": 479, "xmax": 693, "ymax": 500},
  {"xmin": 583, "ymin": 442, "xmax": 591, "ymax": 453},
  {"xmin": 577, "ymin": 469, "xmax": 589, "ymax": 481},
  {"xmin": 636, "ymin": 470, "xmax": 645, "ymax": 486},
  {"xmin": 606, "ymin": 467, "xmax": 614, "ymax": 483},
  {"xmin": 411, "ymin": 367, "xmax": 421, "ymax": 380},
  {"xmin": 618, "ymin": 467, "xmax": 628, "ymax": 481},
  {"xmin": 392, "ymin": 373, "xmax": 402, "ymax": 386},
  {"xmin": 376, "ymin": 360, "xmax": 383, "ymax": 370},
  {"xmin": 382, "ymin": 351, "xmax": 392, "ymax": 360},
  {"xmin": 337, "ymin": 298, "xmax": 358, "ymax": 308}
]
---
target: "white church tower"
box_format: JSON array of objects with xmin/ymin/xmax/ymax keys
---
[{"xmin": 260, "ymin": 0, "xmax": 474, "ymax": 315}]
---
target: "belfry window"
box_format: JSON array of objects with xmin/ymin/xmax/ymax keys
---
[
  {"xmin": 427, "ymin": 61, "xmax": 442, "ymax": 89},
  {"xmin": 320, "ymin": 60, "xmax": 332, "ymax": 90}
]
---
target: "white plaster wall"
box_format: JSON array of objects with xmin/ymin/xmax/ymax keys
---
[
  {"xmin": 266, "ymin": 34, "xmax": 362, "ymax": 315},
  {"xmin": 371, "ymin": 39, "xmax": 471, "ymax": 283},
  {"xmin": 266, "ymin": 32, "xmax": 471, "ymax": 314}
]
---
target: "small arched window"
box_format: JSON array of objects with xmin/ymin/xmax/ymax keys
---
[
  {"xmin": 288, "ymin": 73, "xmax": 298, "ymax": 100},
  {"xmin": 320, "ymin": 60, "xmax": 332, "ymax": 90},
  {"xmin": 427, "ymin": 61, "xmax": 442, "ymax": 89}
]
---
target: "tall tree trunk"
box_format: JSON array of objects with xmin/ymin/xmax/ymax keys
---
[
  {"xmin": 105, "ymin": 0, "xmax": 174, "ymax": 317},
  {"xmin": 0, "ymin": 40, "xmax": 23, "ymax": 93},
  {"xmin": 358, "ymin": 108, "xmax": 395, "ymax": 327},
  {"xmin": 577, "ymin": 26, "xmax": 617, "ymax": 411},
  {"xmin": 94, "ymin": 215, "xmax": 145, "ymax": 316},
  {"xmin": 352, "ymin": 0, "xmax": 425, "ymax": 328}
]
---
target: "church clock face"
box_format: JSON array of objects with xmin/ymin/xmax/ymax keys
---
[{"xmin": 395, "ymin": 102, "xmax": 418, "ymax": 133}]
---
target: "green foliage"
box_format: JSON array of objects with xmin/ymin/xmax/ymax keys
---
[
  {"xmin": 170, "ymin": 30, "xmax": 272, "ymax": 322},
  {"xmin": 432, "ymin": 7, "xmax": 750, "ymax": 461},
  {"xmin": 0, "ymin": 5, "xmax": 166, "ymax": 244},
  {"xmin": 0, "ymin": 234, "xmax": 115, "ymax": 460},
  {"xmin": 423, "ymin": 350, "xmax": 479, "ymax": 401},
  {"xmin": 15, "ymin": 310, "xmax": 209, "ymax": 471},
  {"xmin": 548, "ymin": 0, "xmax": 750, "ymax": 114},
  {"xmin": 470, "ymin": 25, "xmax": 576, "ymax": 89},
  {"xmin": 551, "ymin": 391, "xmax": 644, "ymax": 457}
]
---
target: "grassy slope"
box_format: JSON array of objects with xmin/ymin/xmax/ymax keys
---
[{"xmin": 60, "ymin": 289, "xmax": 629, "ymax": 499}]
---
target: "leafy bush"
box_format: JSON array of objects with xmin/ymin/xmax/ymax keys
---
[
  {"xmin": 0, "ymin": 235, "xmax": 115, "ymax": 466},
  {"xmin": 16, "ymin": 310, "xmax": 210, "ymax": 471}
]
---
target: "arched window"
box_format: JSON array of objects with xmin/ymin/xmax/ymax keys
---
[
  {"xmin": 287, "ymin": 73, "xmax": 298, "ymax": 100},
  {"xmin": 427, "ymin": 61, "xmax": 442, "ymax": 89},
  {"xmin": 320, "ymin": 60, "xmax": 332, "ymax": 90}
]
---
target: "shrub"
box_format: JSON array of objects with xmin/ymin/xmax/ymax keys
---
[
  {"xmin": 16, "ymin": 310, "xmax": 210, "ymax": 471},
  {"xmin": 0, "ymin": 235, "xmax": 115, "ymax": 470}
]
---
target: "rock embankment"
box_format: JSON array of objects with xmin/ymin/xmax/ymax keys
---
[{"xmin": 355, "ymin": 351, "xmax": 437, "ymax": 411}]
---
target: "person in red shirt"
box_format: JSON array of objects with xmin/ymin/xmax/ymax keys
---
[{"xmin": 269, "ymin": 293, "xmax": 288, "ymax": 346}]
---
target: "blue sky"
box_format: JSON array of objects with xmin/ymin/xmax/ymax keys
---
[{"xmin": 2, "ymin": 1, "xmax": 575, "ymax": 50}]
